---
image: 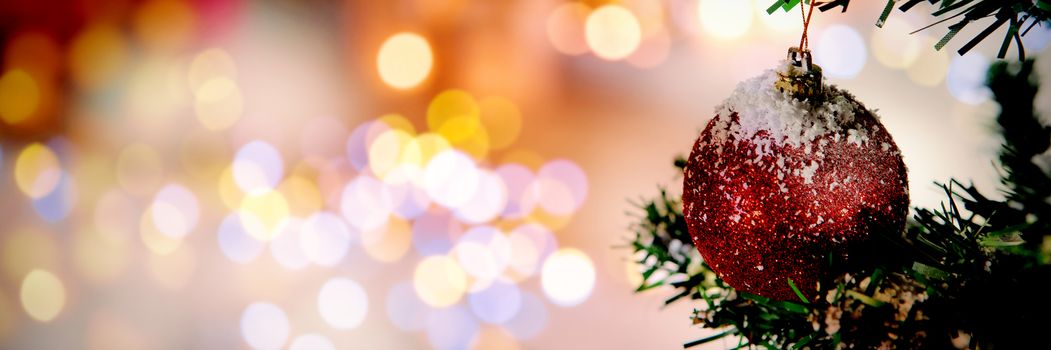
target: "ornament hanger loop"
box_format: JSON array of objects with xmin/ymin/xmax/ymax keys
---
[
  {"xmin": 799, "ymin": 0, "xmax": 818, "ymax": 51},
  {"xmin": 787, "ymin": 47, "xmax": 816, "ymax": 72},
  {"xmin": 777, "ymin": 47, "xmax": 824, "ymax": 101}
]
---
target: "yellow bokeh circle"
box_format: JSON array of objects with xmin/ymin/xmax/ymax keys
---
[
  {"xmin": 377, "ymin": 32, "xmax": 434, "ymax": 90},
  {"xmin": 20, "ymin": 269, "xmax": 66, "ymax": 322},
  {"xmin": 14, "ymin": 143, "xmax": 62, "ymax": 199}
]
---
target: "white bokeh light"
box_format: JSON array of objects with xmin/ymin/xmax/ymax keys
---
[
  {"xmin": 233, "ymin": 140, "xmax": 285, "ymax": 195},
  {"xmin": 502, "ymin": 291, "xmax": 548, "ymax": 340},
  {"xmin": 300, "ymin": 212, "xmax": 355, "ymax": 266},
  {"xmin": 540, "ymin": 248, "xmax": 596, "ymax": 307},
  {"xmin": 340, "ymin": 175, "xmax": 394, "ymax": 231},
  {"xmin": 269, "ymin": 218, "xmax": 309, "ymax": 270},
  {"xmin": 584, "ymin": 5, "xmax": 642, "ymax": 60},
  {"xmin": 389, "ymin": 179, "xmax": 431, "ymax": 220},
  {"xmin": 454, "ymin": 226, "xmax": 512, "ymax": 291},
  {"xmin": 698, "ymin": 0, "xmax": 753, "ymax": 40},
  {"xmin": 947, "ymin": 52, "xmax": 991, "ymax": 105},
  {"xmin": 468, "ymin": 279, "xmax": 522, "ymax": 324},
  {"xmin": 524, "ymin": 177, "xmax": 577, "ymax": 216},
  {"xmin": 496, "ymin": 164, "xmax": 535, "ymax": 219},
  {"xmin": 150, "ymin": 183, "xmax": 200, "ymax": 238},
  {"xmin": 424, "ymin": 150, "xmax": 480, "ymax": 209},
  {"xmin": 317, "ymin": 277, "xmax": 368, "ymax": 330},
  {"xmin": 814, "ymin": 24, "xmax": 867, "ymax": 79},
  {"xmin": 426, "ymin": 305, "xmax": 479, "ymax": 350},
  {"xmin": 218, "ymin": 213, "xmax": 266, "ymax": 264},
  {"xmin": 240, "ymin": 302, "xmax": 290, "ymax": 350},
  {"xmin": 289, "ymin": 333, "xmax": 336, "ymax": 350},
  {"xmin": 454, "ymin": 170, "xmax": 508, "ymax": 224}
]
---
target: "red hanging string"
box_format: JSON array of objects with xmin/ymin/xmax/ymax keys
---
[{"xmin": 799, "ymin": 0, "xmax": 818, "ymax": 51}]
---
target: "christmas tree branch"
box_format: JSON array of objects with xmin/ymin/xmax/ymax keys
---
[{"xmin": 766, "ymin": 0, "xmax": 1051, "ymax": 59}]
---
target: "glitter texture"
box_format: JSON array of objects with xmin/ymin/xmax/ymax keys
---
[{"xmin": 682, "ymin": 64, "xmax": 909, "ymax": 301}]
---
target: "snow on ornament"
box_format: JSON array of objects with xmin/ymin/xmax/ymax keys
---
[{"xmin": 682, "ymin": 48, "xmax": 909, "ymax": 301}]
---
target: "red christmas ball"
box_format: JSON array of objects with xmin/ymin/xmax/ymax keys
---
[{"xmin": 682, "ymin": 63, "xmax": 909, "ymax": 301}]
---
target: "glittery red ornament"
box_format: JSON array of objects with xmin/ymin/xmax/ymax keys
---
[{"xmin": 682, "ymin": 59, "xmax": 909, "ymax": 301}]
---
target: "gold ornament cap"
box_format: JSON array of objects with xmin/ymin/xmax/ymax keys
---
[{"xmin": 775, "ymin": 47, "xmax": 824, "ymax": 101}]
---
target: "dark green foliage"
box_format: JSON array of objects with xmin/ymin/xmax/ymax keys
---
[
  {"xmin": 629, "ymin": 60, "xmax": 1051, "ymax": 348},
  {"xmin": 766, "ymin": 0, "xmax": 1051, "ymax": 59}
]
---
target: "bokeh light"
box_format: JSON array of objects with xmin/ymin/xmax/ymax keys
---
[
  {"xmin": 116, "ymin": 144, "xmax": 164, "ymax": 195},
  {"xmin": 1020, "ymin": 24, "xmax": 1051, "ymax": 53},
  {"xmin": 412, "ymin": 209, "xmax": 462, "ymax": 255},
  {"xmin": 0, "ymin": 69, "xmax": 40, "ymax": 125},
  {"xmin": 194, "ymin": 76, "xmax": 243, "ymax": 130},
  {"xmin": 269, "ymin": 218, "xmax": 310, "ymax": 270},
  {"xmin": 14, "ymin": 143, "xmax": 61, "ymax": 199},
  {"xmin": 341, "ymin": 175, "xmax": 394, "ymax": 231},
  {"xmin": 386, "ymin": 281, "xmax": 432, "ymax": 331},
  {"xmin": 906, "ymin": 37, "xmax": 951, "ymax": 87},
  {"xmin": 238, "ymin": 190, "xmax": 291, "ymax": 240},
  {"xmin": 150, "ymin": 184, "xmax": 200, "ymax": 239},
  {"xmin": 414, "ymin": 255, "xmax": 469, "ymax": 307},
  {"xmin": 132, "ymin": 0, "xmax": 196, "ymax": 53},
  {"xmin": 477, "ymin": 97, "xmax": 522, "ymax": 151},
  {"xmin": 377, "ymin": 32, "xmax": 434, "ymax": 90},
  {"xmin": 871, "ymin": 16, "xmax": 921, "ymax": 69},
  {"xmin": 288, "ymin": 334, "xmax": 336, "ymax": 350},
  {"xmin": 362, "ymin": 218, "xmax": 413, "ymax": 263},
  {"xmin": 4, "ymin": 31, "xmax": 61, "ymax": 81},
  {"xmin": 31, "ymin": 171, "xmax": 75, "ymax": 222},
  {"xmin": 427, "ymin": 90, "xmax": 482, "ymax": 144},
  {"xmin": 68, "ymin": 23, "xmax": 127, "ymax": 89},
  {"xmin": 698, "ymin": 0, "xmax": 753, "ymax": 40},
  {"xmin": 300, "ymin": 212, "xmax": 355, "ymax": 266},
  {"xmin": 506, "ymin": 223, "xmax": 557, "ymax": 280},
  {"xmin": 584, "ymin": 5, "xmax": 643, "ymax": 60},
  {"xmin": 426, "ymin": 305, "xmax": 479, "ymax": 350},
  {"xmin": 468, "ymin": 280, "xmax": 522, "ymax": 324},
  {"xmin": 3, "ymin": 228, "xmax": 60, "ymax": 284},
  {"xmin": 233, "ymin": 141, "xmax": 285, "ymax": 195},
  {"xmin": 454, "ymin": 226, "xmax": 511, "ymax": 290},
  {"xmin": 317, "ymin": 277, "xmax": 368, "ymax": 330},
  {"xmin": 20, "ymin": 269, "xmax": 65, "ymax": 322},
  {"xmin": 188, "ymin": 48, "xmax": 237, "ymax": 91},
  {"xmin": 540, "ymin": 248, "xmax": 595, "ymax": 307},
  {"xmin": 141, "ymin": 207, "xmax": 183, "ymax": 255},
  {"xmin": 217, "ymin": 213, "xmax": 266, "ymax": 264},
  {"xmin": 814, "ymin": 24, "xmax": 868, "ymax": 79},
  {"xmin": 454, "ymin": 170, "xmax": 508, "ymax": 224},
  {"xmin": 754, "ymin": 0, "xmax": 797, "ymax": 33},
  {"xmin": 496, "ymin": 164, "xmax": 535, "ymax": 220},
  {"xmin": 947, "ymin": 53, "xmax": 992, "ymax": 105},
  {"xmin": 546, "ymin": 2, "xmax": 592, "ymax": 56},
  {"xmin": 240, "ymin": 302, "xmax": 290, "ymax": 350},
  {"xmin": 424, "ymin": 150, "xmax": 480, "ymax": 209},
  {"xmin": 502, "ymin": 291, "xmax": 548, "ymax": 340}
]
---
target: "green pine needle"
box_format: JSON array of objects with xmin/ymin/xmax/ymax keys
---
[{"xmin": 786, "ymin": 278, "xmax": 810, "ymax": 304}]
